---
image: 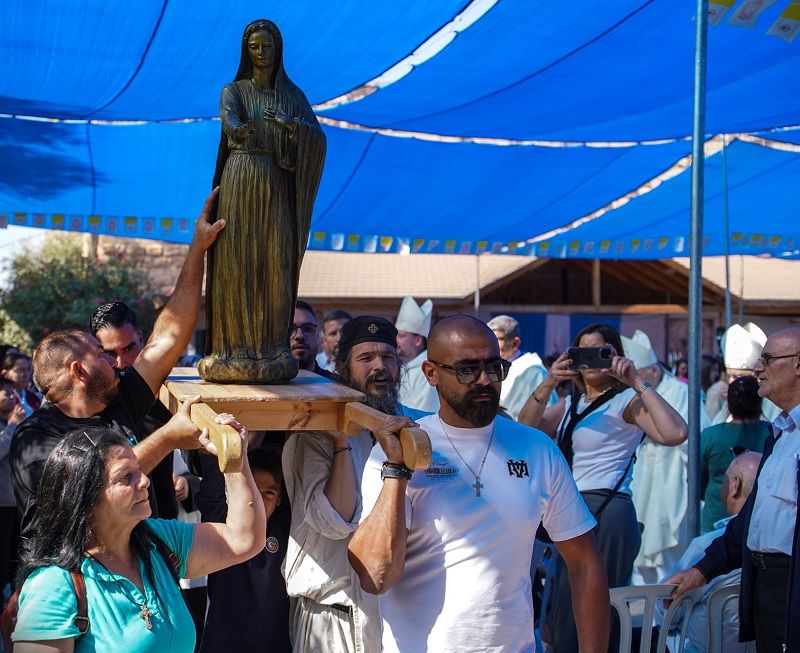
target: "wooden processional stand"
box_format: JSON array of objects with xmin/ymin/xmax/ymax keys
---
[{"xmin": 160, "ymin": 368, "xmax": 432, "ymax": 472}]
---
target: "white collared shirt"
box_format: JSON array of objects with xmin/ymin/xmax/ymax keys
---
[{"xmin": 747, "ymin": 402, "xmax": 800, "ymax": 554}]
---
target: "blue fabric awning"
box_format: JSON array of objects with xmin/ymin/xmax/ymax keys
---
[{"xmin": 2, "ymin": 1, "xmax": 799, "ymax": 255}]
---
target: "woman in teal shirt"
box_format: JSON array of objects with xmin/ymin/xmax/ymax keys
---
[
  {"xmin": 700, "ymin": 376, "xmax": 770, "ymax": 533},
  {"xmin": 11, "ymin": 415, "xmax": 265, "ymax": 652}
]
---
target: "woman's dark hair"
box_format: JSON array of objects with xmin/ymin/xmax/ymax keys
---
[
  {"xmin": 728, "ymin": 376, "xmax": 762, "ymax": 421},
  {"xmin": 570, "ymin": 323, "xmax": 627, "ymax": 396},
  {"xmin": 701, "ymin": 354, "xmax": 721, "ymax": 393},
  {"xmin": 16, "ymin": 428, "xmax": 168, "ymax": 620}
]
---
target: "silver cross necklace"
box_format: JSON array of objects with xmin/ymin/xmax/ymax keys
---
[
  {"xmin": 438, "ymin": 415, "xmax": 495, "ymax": 497},
  {"xmin": 86, "ymin": 553, "xmax": 155, "ymax": 630}
]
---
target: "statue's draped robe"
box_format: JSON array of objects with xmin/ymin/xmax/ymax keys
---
[{"xmin": 206, "ymin": 78, "xmax": 325, "ymax": 366}]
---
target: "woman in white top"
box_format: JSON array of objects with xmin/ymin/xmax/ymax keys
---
[{"xmin": 519, "ymin": 323, "xmax": 687, "ymax": 653}]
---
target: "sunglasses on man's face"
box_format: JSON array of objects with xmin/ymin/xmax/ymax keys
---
[{"xmin": 429, "ymin": 358, "xmax": 511, "ymax": 385}]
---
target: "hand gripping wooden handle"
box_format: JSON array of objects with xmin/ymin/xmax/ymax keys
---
[
  {"xmin": 190, "ymin": 402, "xmax": 243, "ymax": 473},
  {"xmin": 340, "ymin": 402, "xmax": 432, "ymax": 470}
]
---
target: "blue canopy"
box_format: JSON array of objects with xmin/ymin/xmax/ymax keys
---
[
  {"xmin": 2, "ymin": 1, "xmax": 799, "ymax": 255},
  {"xmin": 528, "ymin": 136, "xmax": 800, "ymax": 260}
]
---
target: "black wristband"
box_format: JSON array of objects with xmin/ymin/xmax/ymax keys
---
[{"xmin": 381, "ymin": 461, "xmax": 413, "ymax": 481}]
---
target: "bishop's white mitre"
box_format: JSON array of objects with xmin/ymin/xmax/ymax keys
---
[
  {"xmin": 621, "ymin": 329, "xmax": 659, "ymax": 370},
  {"xmin": 395, "ymin": 296, "xmax": 433, "ymax": 337},
  {"xmin": 722, "ymin": 322, "xmax": 766, "ymax": 371}
]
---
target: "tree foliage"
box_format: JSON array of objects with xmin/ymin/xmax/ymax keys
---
[{"xmin": 0, "ymin": 234, "xmax": 159, "ymax": 346}]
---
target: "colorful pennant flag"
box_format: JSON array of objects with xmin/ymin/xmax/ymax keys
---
[
  {"xmin": 768, "ymin": 1, "xmax": 800, "ymax": 41},
  {"xmin": 346, "ymin": 234, "xmax": 361, "ymax": 251},
  {"xmin": 51, "ymin": 214, "xmax": 65, "ymax": 230},
  {"xmin": 708, "ymin": 0, "xmax": 736, "ymax": 25},
  {"xmin": 728, "ymin": 0, "xmax": 776, "ymax": 28}
]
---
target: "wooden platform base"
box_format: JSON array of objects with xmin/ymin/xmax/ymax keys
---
[{"xmin": 160, "ymin": 368, "xmax": 431, "ymax": 472}]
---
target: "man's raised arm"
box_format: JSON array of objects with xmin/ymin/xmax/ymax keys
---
[
  {"xmin": 348, "ymin": 416, "xmax": 413, "ymax": 594},
  {"xmin": 134, "ymin": 187, "xmax": 224, "ymax": 394}
]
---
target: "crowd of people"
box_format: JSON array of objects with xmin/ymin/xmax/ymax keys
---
[{"xmin": 0, "ymin": 192, "xmax": 797, "ymax": 653}]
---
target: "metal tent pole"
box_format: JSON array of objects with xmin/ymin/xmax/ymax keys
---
[
  {"xmin": 474, "ymin": 254, "xmax": 481, "ymax": 316},
  {"xmin": 687, "ymin": 0, "xmax": 709, "ymax": 539},
  {"xmin": 722, "ymin": 135, "xmax": 732, "ymax": 327}
]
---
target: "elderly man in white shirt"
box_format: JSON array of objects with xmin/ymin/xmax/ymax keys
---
[
  {"xmin": 487, "ymin": 314, "xmax": 551, "ymax": 420},
  {"xmin": 666, "ymin": 326, "xmax": 800, "ymax": 653},
  {"xmin": 656, "ymin": 451, "xmax": 761, "ymax": 653}
]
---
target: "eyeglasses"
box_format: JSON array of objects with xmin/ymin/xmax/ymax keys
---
[
  {"xmin": 291, "ymin": 322, "xmax": 317, "ymax": 337},
  {"xmin": 755, "ymin": 351, "xmax": 800, "ymax": 366},
  {"xmin": 429, "ymin": 358, "xmax": 511, "ymax": 384}
]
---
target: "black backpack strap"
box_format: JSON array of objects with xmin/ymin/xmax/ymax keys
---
[
  {"xmin": 557, "ymin": 385, "xmax": 627, "ymax": 469},
  {"xmin": 589, "ymin": 433, "xmax": 645, "ymax": 521}
]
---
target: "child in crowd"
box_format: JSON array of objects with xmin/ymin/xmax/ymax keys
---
[
  {"xmin": 198, "ymin": 447, "xmax": 291, "ymax": 652},
  {"xmin": 0, "ymin": 353, "xmax": 41, "ymax": 415},
  {"xmin": 0, "ymin": 378, "xmax": 29, "ymax": 602}
]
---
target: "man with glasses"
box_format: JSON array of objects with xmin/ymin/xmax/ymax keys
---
[
  {"xmin": 666, "ymin": 326, "xmax": 800, "ymax": 653},
  {"xmin": 290, "ymin": 300, "xmax": 333, "ymax": 378},
  {"xmin": 349, "ymin": 314, "xmax": 609, "ymax": 653}
]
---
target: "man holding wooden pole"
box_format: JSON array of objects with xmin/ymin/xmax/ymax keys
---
[{"xmin": 282, "ymin": 316, "xmax": 427, "ymax": 653}]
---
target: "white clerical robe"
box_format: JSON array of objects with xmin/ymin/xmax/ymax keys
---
[
  {"xmin": 631, "ymin": 371, "xmax": 708, "ymax": 584},
  {"xmin": 398, "ymin": 350, "xmax": 439, "ymax": 413},
  {"xmin": 499, "ymin": 352, "xmax": 550, "ymax": 421}
]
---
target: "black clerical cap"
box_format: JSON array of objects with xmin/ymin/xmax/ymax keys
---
[{"xmin": 338, "ymin": 316, "xmax": 397, "ymax": 359}]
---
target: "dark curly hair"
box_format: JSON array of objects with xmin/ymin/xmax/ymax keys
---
[{"xmin": 728, "ymin": 376, "xmax": 762, "ymax": 421}]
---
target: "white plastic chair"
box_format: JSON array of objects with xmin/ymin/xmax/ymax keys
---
[
  {"xmin": 706, "ymin": 583, "xmax": 740, "ymax": 653},
  {"xmin": 610, "ymin": 584, "xmax": 697, "ymax": 653}
]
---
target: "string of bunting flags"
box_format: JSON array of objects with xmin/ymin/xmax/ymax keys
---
[
  {"xmin": 0, "ymin": 212, "xmax": 194, "ymax": 244},
  {"xmin": 1, "ymin": 212, "xmax": 797, "ymax": 259}
]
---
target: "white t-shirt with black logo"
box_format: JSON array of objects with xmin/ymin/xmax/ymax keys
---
[{"xmin": 360, "ymin": 414, "xmax": 595, "ymax": 653}]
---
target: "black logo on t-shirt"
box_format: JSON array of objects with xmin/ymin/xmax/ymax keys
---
[{"xmin": 507, "ymin": 459, "xmax": 529, "ymax": 478}]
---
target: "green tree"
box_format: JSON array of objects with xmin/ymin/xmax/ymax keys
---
[{"xmin": 0, "ymin": 234, "xmax": 159, "ymax": 346}]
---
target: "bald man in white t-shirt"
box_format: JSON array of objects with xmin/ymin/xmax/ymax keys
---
[{"xmin": 348, "ymin": 315, "xmax": 609, "ymax": 653}]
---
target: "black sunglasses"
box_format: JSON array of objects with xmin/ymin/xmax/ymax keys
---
[{"xmin": 429, "ymin": 358, "xmax": 511, "ymax": 385}]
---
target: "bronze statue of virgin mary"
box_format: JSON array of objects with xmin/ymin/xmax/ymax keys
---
[{"xmin": 198, "ymin": 19, "xmax": 326, "ymax": 383}]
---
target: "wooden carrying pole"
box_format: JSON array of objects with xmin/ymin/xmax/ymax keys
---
[
  {"xmin": 340, "ymin": 402, "xmax": 432, "ymax": 470},
  {"xmin": 161, "ymin": 368, "xmax": 432, "ymax": 472}
]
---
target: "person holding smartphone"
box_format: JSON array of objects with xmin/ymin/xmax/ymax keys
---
[{"xmin": 518, "ymin": 322, "xmax": 687, "ymax": 653}]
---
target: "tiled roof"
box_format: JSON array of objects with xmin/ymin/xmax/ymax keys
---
[
  {"xmin": 671, "ymin": 256, "xmax": 800, "ymax": 303},
  {"xmin": 298, "ymin": 251, "xmax": 538, "ymax": 299}
]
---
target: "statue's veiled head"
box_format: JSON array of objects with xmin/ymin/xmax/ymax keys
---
[{"xmin": 235, "ymin": 19, "xmax": 284, "ymax": 82}]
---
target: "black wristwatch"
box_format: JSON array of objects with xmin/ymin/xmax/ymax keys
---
[{"xmin": 381, "ymin": 461, "xmax": 413, "ymax": 481}]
